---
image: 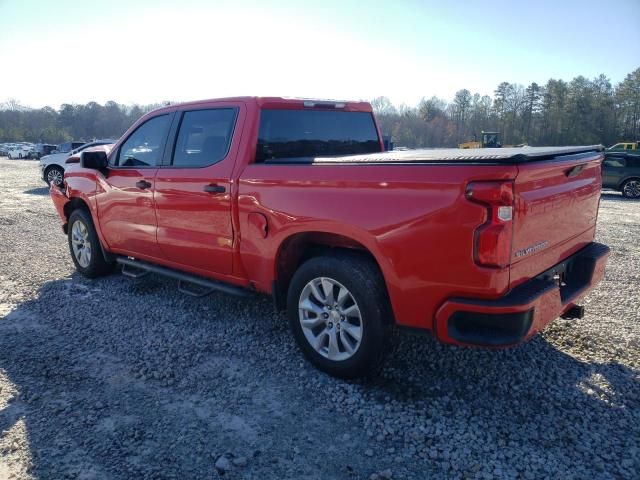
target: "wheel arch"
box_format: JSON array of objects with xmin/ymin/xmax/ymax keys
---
[
  {"xmin": 619, "ymin": 176, "xmax": 640, "ymax": 194},
  {"xmin": 44, "ymin": 163, "xmax": 64, "ymax": 174},
  {"xmin": 272, "ymin": 230, "xmax": 394, "ymax": 322},
  {"xmin": 64, "ymin": 197, "xmax": 114, "ymax": 263},
  {"xmin": 63, "ymin": 197, "xmax": 91, "ymax": 229}
]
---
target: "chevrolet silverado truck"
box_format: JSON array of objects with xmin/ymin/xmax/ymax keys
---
[{"xmin": 49, "ymin": 97, "xmax": 610, "ymax": 378}]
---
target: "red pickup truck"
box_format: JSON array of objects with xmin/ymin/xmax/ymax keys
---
[{"xmin": 50, "ymin": 97, "xmax": 610, "ymax": 378}]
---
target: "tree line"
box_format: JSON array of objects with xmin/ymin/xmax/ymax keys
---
[
  {"xmin": 374, "ymin": 67, "xmax": 639, "ymax": 148},
  {"xmin": 1, "ymin": 67, "xmax": 638, "ymax": 148},
  {"xmin": 0, "ymin": 100, "xmax": 163, "ymax": 144}
]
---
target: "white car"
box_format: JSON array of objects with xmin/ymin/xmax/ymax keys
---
[
  {"xmin": 40, "ymin": 139, "xmax": 116, "ymax": 186},
  {"xmin": 8, "ymin": 145, "xmax": 33, "ymax": 159}
]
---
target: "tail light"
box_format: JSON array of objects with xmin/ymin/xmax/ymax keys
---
[{"xmin": 465, "ymin": 181, "xmax": 514, "ymax": 268}]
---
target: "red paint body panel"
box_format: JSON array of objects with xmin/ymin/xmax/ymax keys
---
[
  {"xmin": 95, "ymin": 168, "xmax": 161, "ymax": 257},
  {"xmin": 153, "ymin": 101, "xmax": 247, "ymax": 275},
  {"xmin": 52, "ymin": 96, "xmax": 610, "ymax": 346},
  {"xmin": 509, "ymin": 155, "xmax": 603, "ymax": 287},
  {"xmin": 49, "ymin": 184, "xmax": 70, "ymax": 227},
  {"xmin": 237, "ymin": 163, "xmax": 517, "ymax": 328}
]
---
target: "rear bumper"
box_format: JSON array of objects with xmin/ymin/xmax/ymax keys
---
[{"xmin": 434, "ymin": 242, "xmax": 610, "ymax": 347}]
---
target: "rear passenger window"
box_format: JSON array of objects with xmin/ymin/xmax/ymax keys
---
[
  {"xmin": 116, "ymin": 114, "xmax": 171, "ymax": 167},
  {"xmin": 172, "ymin": 109, "xmax": 237, "ymax": 167},
  {"xmin": 255, "ymin": 109, "xmax": 381, "ymax": 162}
]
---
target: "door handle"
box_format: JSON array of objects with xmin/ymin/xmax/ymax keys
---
[
  {"xmin": 136, "ymin": 180, "xmax": 152, "ymax": 189},
  {"xmin": 204, "ymin": 184, "xmax": 226, "ymax": 194}
]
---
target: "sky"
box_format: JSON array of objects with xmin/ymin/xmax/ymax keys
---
[{"xmin": 0, "ymin": 0, "xmax": 638, "ymax": 109}]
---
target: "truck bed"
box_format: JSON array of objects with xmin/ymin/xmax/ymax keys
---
[{"xmin": 302, "ymin": 145, "xmax": 604, "ymax": 165}]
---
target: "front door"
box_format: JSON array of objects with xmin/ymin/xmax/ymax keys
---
[
  {"xmin": 153, "ymin": 105, "xmax": 242, "ymax": 275},
  {"xmin": 96, "ymin": 113, "xmax": 173, "ymax": 259}
]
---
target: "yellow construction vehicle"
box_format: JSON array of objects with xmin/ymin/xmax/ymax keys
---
[
  {"xmin": 606, "ymin": 141, "xmax": 639, "ymax": 153},
  {"xmin": 458, "ymin": 131, "xmax": 502, "ymax": 149}
]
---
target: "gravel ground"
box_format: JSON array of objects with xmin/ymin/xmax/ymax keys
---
[{"xmin": 0, "ymin": 157, "xmax": 638, "ymax": 480}]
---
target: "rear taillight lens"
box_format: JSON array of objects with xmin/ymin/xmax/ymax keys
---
[{"xmin": 466, "ymin": 181, "xmax": 514, "ymax": 268}]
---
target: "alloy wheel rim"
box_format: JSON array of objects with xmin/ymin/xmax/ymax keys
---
[
  {"xmin": 71, "ymin": 220, "xmax": 91, "ymax": 268},
  {"xmin": 298, "ymin": 277, "xmax": 363, "ymax": 361},
  {"xmin": 48, "ymin": 169, "xmax": 63, "ymax": 186},
  {"xmin": 623, "ymin": 181, "xmax": 640, "ymax": 198}
]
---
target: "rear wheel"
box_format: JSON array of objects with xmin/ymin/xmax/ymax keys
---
[
  {"xmin": 621, "ymin": 178, "xmax": 640, "ymax": 199},
  {"xmin": 68, "ymin": 209, "xmax": 114, "ymax": 278},
  {"xmin": 45, "ymin": 165, "xmax": 64, "ymax": 186},
  {"xmin": 287, "ymin": 253, "xmax": 393, "ymax": 379}
]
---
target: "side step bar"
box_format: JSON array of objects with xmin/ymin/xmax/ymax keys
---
[{"xmin": 115, "ymin": 257, "xmax": 253, "ymax": 298}]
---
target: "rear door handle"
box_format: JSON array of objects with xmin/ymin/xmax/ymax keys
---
[
  {"xmin": 204, "ymin": 184, "xmax": 226, "ymax": 194},
  {"xmin": 136, "ymin": 180, "xmax": 152, "ymax": 189}
]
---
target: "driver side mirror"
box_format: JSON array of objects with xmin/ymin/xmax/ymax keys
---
[{"xmin": 81, "ymin": 150, "xmax": 108, "ymax": 170}]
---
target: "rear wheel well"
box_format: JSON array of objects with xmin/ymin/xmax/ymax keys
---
[
  {"xmin": 273, "ymin": 232, "xmax": 392, "ymax": 320},
  {"xmin": 620, "ymin": 176, "xmax": 640, "ymax": 188},
  {"xmin": 620, "ymin": 177, "xmax": 640, "ymax": 198}
]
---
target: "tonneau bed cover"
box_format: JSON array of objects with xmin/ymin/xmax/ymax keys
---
[{"xmin": 305, "ymin": 145, "xmax": 604, "ymax": 165}]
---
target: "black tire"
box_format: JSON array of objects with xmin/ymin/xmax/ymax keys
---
[
  {"xmin": 621, "ymin": 178, "xmax": 640, "ymax": 199},
  {"xmin": 67, "ymin": 208, "xmax": 114, "ymax": 278},
  {"xmin": 45, "ymin": 165, "xmax": 64, "ymax": 186},
  {"xmin": 287, "ymin": 252, "xmax": 393, "ymax": 379}
]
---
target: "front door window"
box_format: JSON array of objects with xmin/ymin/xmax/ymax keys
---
[{"xmin": 114, "ymin": 114, "xmax": 171, "ymax": 167}]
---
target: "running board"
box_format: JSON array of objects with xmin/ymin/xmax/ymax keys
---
[
  {"xmin": 115, "ymin": 257, "xmax": 253, "ymax": 298},
  {"xmin": 121, "ymin": 263, "xmax": 150, "ymax": 279}
]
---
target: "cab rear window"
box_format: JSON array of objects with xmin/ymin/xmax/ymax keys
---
[{"xmin": 255, "ymin": 109, "xmax": 381, "ymax": 162}]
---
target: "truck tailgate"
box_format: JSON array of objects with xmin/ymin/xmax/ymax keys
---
[{"xmin": 510, "ymin": 151, "xmax": 604, "ymax": 288}]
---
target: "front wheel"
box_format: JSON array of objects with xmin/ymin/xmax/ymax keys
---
[
  {"xmin": 621, "ymin": 178, "xmax": 640, "ymax": 199},
  {"xmin": 68, "ymin": 209, "xmax": 114, "ymax": 278},
  {"xmin": 45, "ymin": 166, "xmax": 64, "ymax": 186},
  {"xmin": 287, "ymin": 253, "xmax": 393, "ymax": 379}
]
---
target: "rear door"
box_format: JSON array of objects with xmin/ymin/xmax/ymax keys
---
[
  {"xmin": 96, "ymin": 113, "xmax": 173, "ymax": 259},
  {"xmin": 153, "ymin": 103, "xmax": 243, "ymax": 275}
]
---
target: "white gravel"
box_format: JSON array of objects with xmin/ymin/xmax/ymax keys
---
[{"xmin": 0, "ymin": 157, "xmax": 638, "ymax": 479}]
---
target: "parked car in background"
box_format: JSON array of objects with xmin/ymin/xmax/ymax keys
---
[
  {"xmin": 49, "ymin": 97, "xmax": 610, "ymax": 378},
  {"xmin": 602, "ymin": 153, "xmax": 640, "ymax": 198},
  {"xmin": 8, "ymin": 145, "xmax": 33, "ymax": 159},
  {"xmin": 6, "ymin": 144, "xmax": 20, "ymax": 156},
  {"xmin": 27, "ymin": 144, "xmax": 39, "ymax": 159},
  {"xmin": 55, "ymin": 141, "xmax": 86, "ymax": 154},
  {"xmin": 40, "ymin": 139, "xmax": 116, "ymax": 186},
  {"xmin": 32, "ymin": 143, "xmax": 58, "ymax": 160}
]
